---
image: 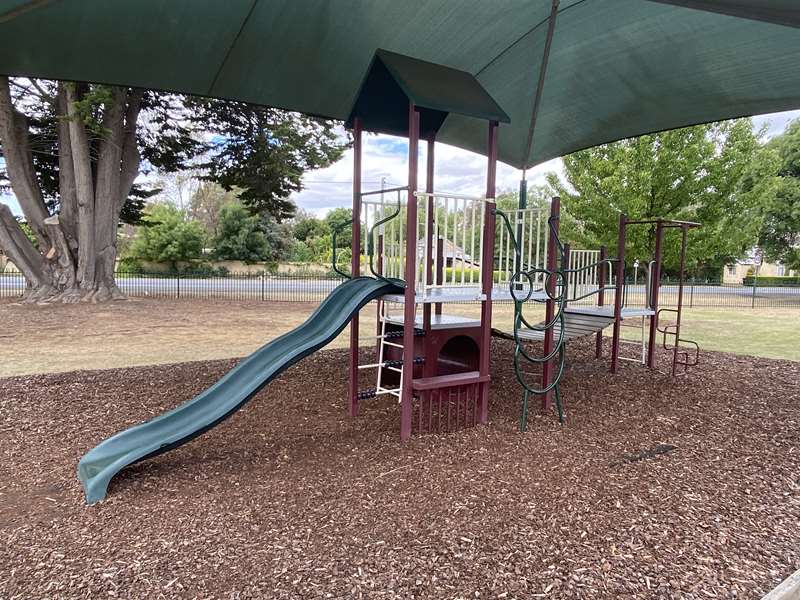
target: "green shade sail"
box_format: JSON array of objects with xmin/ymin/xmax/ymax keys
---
[{"xmin": 0, "ymin": 0, "xmax": 798, "ymax": 167}]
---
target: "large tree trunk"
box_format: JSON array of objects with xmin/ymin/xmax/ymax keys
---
[{"xmin": 0, "ymin": 77, "xmax": 142, "ymax": 303}]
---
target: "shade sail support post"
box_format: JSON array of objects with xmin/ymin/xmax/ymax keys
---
[
  {"xmin": 400, "ymin": 103, "xmax": 420, "ymax": 441},
  {"xmin": 348, "ymin": 117, "xmax": 363, "ymax": 418},
  {"xmin": 522, "ymin": 0, "xmax": 560, "ymax": 168}
]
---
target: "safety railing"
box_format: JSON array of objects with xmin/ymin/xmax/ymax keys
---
[
  {"xmin": 496, "ymin": 206, "xmax": 550, "ymax": 289},
  {"xmin": 361, "ymin": 186, "xmax": 409, "ymax": 282},
  {"xmin": 414, "ymin": 191, "xmax": 491, "ymax": 297}
]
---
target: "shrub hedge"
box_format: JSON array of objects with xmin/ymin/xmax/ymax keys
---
[{"xmin": 742, "ymin": 275, "xmax": 800, "ymax": 286}]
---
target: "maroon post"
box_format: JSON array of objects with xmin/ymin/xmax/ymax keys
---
[
  {"xmin": 349, "ymin": 117, "xmax": 363, "ymax": 417},
  {"xmin": 423, "ymin": 137, "xmax": 435, "ymax": 330},
  {"xmin": 595, "ymin": 245, "xmax": 607, "ymax": 358},
  {"xmin": 671, "ymin": 225, "xmax": 689, "ymax": 376},
  {"xmin": 646, "ymin": 221, "xmax": 664, "ymax": 368},
  {"xmin": 541, "ymin": 196, "xmax": 560, "ymax": 410},
  {"xmin": 400, "ymin": 104, "xmax": 420, "ymax": 441},
  {"xmin": 478, "ymin": 121, "xmax": 498, "ymax": 424},
  {"xmin": 610, "ymin": 213, "xmax": 627, "ymax": 374}
]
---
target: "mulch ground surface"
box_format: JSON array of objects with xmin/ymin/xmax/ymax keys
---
[{"xmin": 1, "ymin": 339, "xmax": 798, "ymax": 599}]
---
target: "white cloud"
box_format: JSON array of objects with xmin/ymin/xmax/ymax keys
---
[
  {"xmin": 292, "ymin": 109, "xmax": 800, "ymax": 217},
  {"xmin": 291, "ymin": 134, "xmax": 564, "ymax": 217},
  {"xmin": 752, "ymin": 109, "xmax": 800, "ymax": 139},
  {"xmin": 2, "ymin": 109, "xmax": 799, "ymax": 219}
]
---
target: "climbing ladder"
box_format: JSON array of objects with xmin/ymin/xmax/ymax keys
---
[
  {"xmin": 657, "ymin": 309, "xmax": 699, "ymax": 375},
  {"xmin": 356, "ymin": 304, "xmax": 427, "ymax": 401}
]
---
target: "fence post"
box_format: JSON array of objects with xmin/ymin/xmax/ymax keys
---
[
  {"xmin": 261, "ymin": 272, "xmax": 266, "ymax": 302},
  {"xmin": 751, "ymin": 269, "xmax": 758, "ymax": 308}
]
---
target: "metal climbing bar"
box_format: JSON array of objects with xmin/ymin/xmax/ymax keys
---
[{"xmin": 495, "ymin": 201, "xmax": 568, "ymax": 429}]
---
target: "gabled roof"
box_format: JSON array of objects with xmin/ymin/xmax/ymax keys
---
[{"xmin": 345, "ymin": 49, "xmax": 509, "ymax": 138}]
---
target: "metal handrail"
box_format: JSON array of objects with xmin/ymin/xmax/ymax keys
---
[
  {"xmin": 361, "ymin": 185, "xmax": 409, "ymax": 197},
  {"xmin": 562, "ymin": 257, "xmax": 619, "ymax": 303},
  {"xmin": 331, "ymin": 218, "xmax": 354, "ymax": 280},
  {"xmin": 367, "ymin": 194, "xmax": 404, "ymax": 285},
  {"xmin": 496, "ymin": 206, "xmax": 567, "ymax": 424},
  {"xmin": 413, "ymin": 190, "xmax": 494, "ymax": 204}
]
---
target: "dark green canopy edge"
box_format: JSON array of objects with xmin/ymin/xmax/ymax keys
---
[{"xmin": 0, "ymin": 0, "xmax": 799, "ymax": 168}]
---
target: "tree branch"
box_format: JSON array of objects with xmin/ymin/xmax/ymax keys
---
[
  {"xmin": 0, "ymin": 75, "xmax": 50, "ymax": 246},
  {"xmin": 0, "ymin": 202, "xmax": 46, "ymax": 285},
  {"xmin": 56, "ymin": 83, "xmax": 78, "ymax": 251},
  {"xmin": 118, "ymin": 88, "xmax": 143, "ymax": 213},
  {"xmin": 65, "ymin": 83, "xmax": 96, "ymax": 288}
]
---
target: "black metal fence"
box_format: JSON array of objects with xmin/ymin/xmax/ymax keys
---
[
  {"xmin": 2, "ymin": 270, "xmax": 799, "ymax": 308},
  {"xmin": 0, "ymin": 270, "xmax": 346, "ymax": 303},
  {"xmin": 568, "ymin": 280, "xmax": 800, "ymax": 309}
]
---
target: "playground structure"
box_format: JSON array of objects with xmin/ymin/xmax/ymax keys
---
[
  {"xmin": 341, "ymin": 50, "xmax": 701, "ymax": 435},
  {"xmin": 513, "ymin": 211, "xmax": 699, "ymax": 420},
  {"xmin": 77, "ymin": 49, "xmax": 699, "ymax": 504}
]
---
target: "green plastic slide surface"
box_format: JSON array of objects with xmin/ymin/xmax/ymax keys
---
[{"xmin": 78, "ymin": 277, "xmax": 402, "ymax": 504}]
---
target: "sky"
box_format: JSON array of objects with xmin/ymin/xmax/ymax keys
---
[
  {"xmin": 290, "ymin": 109, "xmax": 800, "ymax": 217},
  {"xmin": 2, "ymin": 109, "xmax": 798, "ymax": 218}
]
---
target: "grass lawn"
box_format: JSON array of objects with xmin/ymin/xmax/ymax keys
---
[
  {"xmin": 442, "ymin": 303, "xmax": 800, "ymax": 362},
  {"xmin": 0, "ymin": 298, "xmax": 797, "ymax": 377},
  {"xmin": 655, "ymin": 307, "xmax": 800, "ymax": 361}
]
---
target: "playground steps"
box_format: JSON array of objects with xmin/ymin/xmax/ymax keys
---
[{"xmin": 412, "ymin": 371, "xmax": 489, "ymax": 391}]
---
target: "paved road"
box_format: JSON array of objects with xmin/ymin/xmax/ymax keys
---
[{"xmin": 1, "ymin": 274, "xmax": 798, "ymax": 301}]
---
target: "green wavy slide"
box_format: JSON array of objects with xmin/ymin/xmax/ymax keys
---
[{"xmin": 78, "ymin": 276, "xmax": 402, "ymax": 504}]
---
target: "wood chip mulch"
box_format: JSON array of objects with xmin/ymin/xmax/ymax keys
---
[{"xmin": 0, "ymin": 338, "xmax": 798, "ymax": 599}]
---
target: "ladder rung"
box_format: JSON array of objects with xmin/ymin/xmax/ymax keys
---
[
  {"xmin": 382, "ymin": 329, "xmax": 426, "ymax": 339},
  {"xmin": 376, "ymin": 386, "xmax": 401, "ymax": 397},
  {"xmin": 360, "ymin": 358, "xmax": 424, "ymax": 370},
  {"xmin": 387, "ymin": 366, "xmax": 402, "ymax": 373},
  {"xmin": 619, "ymin": 356, "xmax": 644, "ymax": 364},
  {"xmin": 383, "ymin": 341, "xmax": 403, "ymax": 348}
]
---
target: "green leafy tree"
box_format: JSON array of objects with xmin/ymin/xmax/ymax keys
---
[
  {"xmin": 212, "ymin": 202, "xmax": 293, "ymax": 264},
  {"xmin": 188, "ymin": 97, "xmax": 347, "ymax": 221},
  {"xmin": 0, "ymin": 77, "xmax": 347, "ymax": 303},
  {"xmin": 213, "ymin": 203, "xmax": 269, "ymax": 263},
  {"xmin": 546, "ymin": 120, "xmax": 762, "ymax": 273},
  {"xmin": 325, "ymin": 207, "xmax": 353, "ymax": 249},
  {"xmin": 742, "ymin": 119, "xmax": 800, "ymax": 270},
  {"xmin": 292, "ymin": 208, "xmax": 328, "ymax": 242},
  {"xmin": 127, "ymin": 203, "xmax": 206, "ymax": 269},
  {"xmin": 189, "ymin": 182, "xmax": 241, "ymax": 237}
]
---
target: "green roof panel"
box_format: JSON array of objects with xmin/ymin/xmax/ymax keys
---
[{"xmin": 345, "ymin": 49, "xmax": 510, "ymax": 137}]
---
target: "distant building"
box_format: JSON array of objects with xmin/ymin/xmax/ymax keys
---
[
  {"xmin": 416, "ymin": 238, "xmax": 478, "ymax": 269},
  {"xmin": 723, "ymin": 252, "xmax": 797, "ymax": 283}
]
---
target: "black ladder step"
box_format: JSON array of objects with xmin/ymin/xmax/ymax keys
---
[
  {"xmin": 383, "ymin": 328, "xmax": 425, "ymax": 339},
  {"xmin": 382, "ymin": 357, "xmax": 425, "ymax": 368}
]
